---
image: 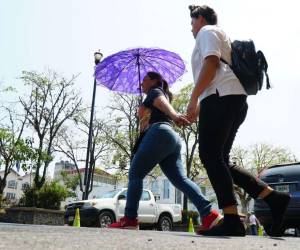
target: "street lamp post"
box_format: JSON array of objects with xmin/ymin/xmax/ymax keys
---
[{"xmin": 83, "ymin": 50, "xmax": 103, "ymax": 200}]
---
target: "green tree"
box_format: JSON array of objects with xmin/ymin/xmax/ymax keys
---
[
  {"xmin": 54, "ymin": 115, "xmax": 110, "ymax": 199},
  {"xmin": 0, "ymin": 105, "xmax": 33, "ymax": 199},
  {"xmin": 101, "ymin": 93, "xmax": 140, "ymax": 175},
  {"xmin": 0, "ymin": 129, "xmax": 33, "ymax": 196},
  {"xmin": 19, "ymin": 70, "xmax": 83, "ymax": 189},
  {"xmin": 60, "ymin": 170, "xmax": 80, "ymax": 197},
  {"xmin": 172, "ymin": 84, "xmax": 202, "ymax": 210}
]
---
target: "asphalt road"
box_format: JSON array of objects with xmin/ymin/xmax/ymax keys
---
[{"xmin": 1, "ymin": 223, "xmax": 300, "ymax": 250}]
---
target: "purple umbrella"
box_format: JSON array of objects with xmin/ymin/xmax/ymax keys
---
[{"xmin": 94, "ymin": 47, "xmax": 186, "ymax": 95}]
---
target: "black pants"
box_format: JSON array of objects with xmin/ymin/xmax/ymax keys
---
[{"xmin": 198, "ymin": 94, "xmax": 267, "ymax": 209}]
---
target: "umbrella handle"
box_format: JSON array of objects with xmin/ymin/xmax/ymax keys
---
[{"xmin": 137, "ymin": 53, "xmax": 142, "ymax": 104}]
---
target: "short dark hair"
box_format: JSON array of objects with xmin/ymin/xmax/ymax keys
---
[{"xmin": 189, "ymin": 5, "xmax": 218, "ymax": 25}]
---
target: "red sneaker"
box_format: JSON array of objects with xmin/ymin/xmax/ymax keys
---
[
  {"xmin": 108, "ymin": 216, "xmax": 139, "ymax": 230},
  {"xmin": 197, "ymin": 210, "xmax": 223, "ymax": 235}
]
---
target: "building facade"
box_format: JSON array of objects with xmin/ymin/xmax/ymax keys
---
[
  {"xmin": 68, "ymin": 168, "xmax": 118, "ymax": 200},
  {"xmin": 53, "ymin": 160, "xmax": 77, "ymax": 180},
  {"xmin": 0, "ymin": 170, "xmax": 34, "ymax": 203},
  {"xmin": 53, "ymin": 161, "xmax": 118, "ymax": 201}
]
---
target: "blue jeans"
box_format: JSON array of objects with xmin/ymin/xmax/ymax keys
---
[
  {"xmin": 250, "ymin": 225, "xmax": 258, "ymax": 235},
  {"xmin": 125, "ymin": 122, "xmax": 212, "ymax": 219}
]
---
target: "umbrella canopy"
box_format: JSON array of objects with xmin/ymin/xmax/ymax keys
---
[{"xmin": 94, "ymin": 47, "xmax": 186, "ymax": 95}]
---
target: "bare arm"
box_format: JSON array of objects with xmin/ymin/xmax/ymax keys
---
[
  {"xmin": 187, "ymin": 55, "xmax": 220, "ymax": 120},
  {"xmin": 192, "ymin": 55, "xmax": 220, "ymax": 100},
  {"xmin": 153, "ymin": 95, "xmax": 190, "ymax": 127},
  {"xmin": 153, "ymin": 95, "xmax": 177, "ymax": 120}
]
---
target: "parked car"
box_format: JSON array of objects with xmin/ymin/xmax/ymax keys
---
[
  {"xmin": 65, "ymin": 188, "xmax": 182, "ymax": 231},
  {"xmin": 254, "ymin": 162, "xmax": 300, "ymax": 235}
]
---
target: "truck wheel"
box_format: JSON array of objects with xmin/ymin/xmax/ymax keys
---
[
  {"xmin": 99, "ymin": 211, "xmax": 115, "ymax": 228},
  {"xmin": 157, "ymin": 215, "xmax": 173, "ymax": 231}
]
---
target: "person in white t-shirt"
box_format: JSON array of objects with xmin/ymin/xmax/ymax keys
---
[
  {"xmin": 248, "ymin": 213, "xmax": 260, "ymax": 235},
  {"xmin": 185, "ymin": 5, "xmax": 290, "ymax": 237}
]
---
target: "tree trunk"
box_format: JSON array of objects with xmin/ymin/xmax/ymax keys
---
[
  {"xmin": 35, "ymin": 176, "xmax": 46, "ymax": 190},
  {"xmin": 34, "ymin": 157, "xmax": 50, "ymax": 190},
  {"xmin": 182, "ymin": 194, "xmax": 188, "ymax": 223},
  {"xmin": 0, "ymin": 179, "xmax": 6, "ymax": 196},
  {"xmin": 183, "ymin": 195, "xmax": 188, "ymax": 211},
  {"xmin": 0, "ymin": 169, "xmax": 9, "ymax": 196},
  {"xmin": 183, "ymin": 160, "xmax": 192, "ymax": 212}
]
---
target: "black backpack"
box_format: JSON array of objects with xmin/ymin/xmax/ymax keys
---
[{"xmin": 221, "ymin": 40, "xmax": 271, "ymax": 95}]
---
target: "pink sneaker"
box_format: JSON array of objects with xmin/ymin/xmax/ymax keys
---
[
  {"xmin": 197, "ymin": 210, "xmax": 223, "ymax": 235},
  {"xmin": 108, "ymin": 216, "xmax": 139, "ymax": 230}
]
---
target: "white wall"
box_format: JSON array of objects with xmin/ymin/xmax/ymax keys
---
[{"xmin": 0, "ymin": 171, "xmax": 34, "ymax": 202}]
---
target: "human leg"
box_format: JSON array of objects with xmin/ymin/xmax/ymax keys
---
[
  {"xmin": 109, "ymin": 143, "xmax": 160, "ymax": 229},
  {"xmin": 198, "ymin": 94, "xmax": 239, "ymax": 209},
  {"xmin": 159, "ymin": 137, "xmax": 211, "ymax": 217},
  {"xmin": 125, "ymin": 124, "xmax": 176, "ymax": 219},
  {"xmin": 159, "ymin": 134, "xmax": 222, "ymax": 231},
  {"xmin": 251, "ymin": 225, "xmax": 257, "ymax": 235},
  {"xmin": 222, "ymin": 100, "xmax": 267, "ymax": 198},
  {"xmin": 109, "ymin": 124, "xmax": 176, "ymax": 229},
  {"xmin": 198, "ymin": 95, "xmax": 246, "ymax": 236},
  {"xmin": 222, "ymin": 99, "xmax": 290, "ymax": 236}
]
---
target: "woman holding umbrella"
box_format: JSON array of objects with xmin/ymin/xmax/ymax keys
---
[{"xmin": 109, "ymin": 71, "xmax": 222, "ymax": 231}]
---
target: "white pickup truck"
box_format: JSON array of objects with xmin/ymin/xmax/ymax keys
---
[{"xmin": 65, "ymin": 188, "xmax": 182, "ymax": 231}]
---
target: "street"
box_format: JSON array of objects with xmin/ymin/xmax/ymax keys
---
[{"xmin": 1, "ymin": 223, "xmax": 300, "ymax": 250}]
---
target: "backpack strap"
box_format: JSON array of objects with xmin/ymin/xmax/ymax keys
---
[
  {"xmin": 257, "ymin": 51, "xmax": 271, "ymax": 90},
  {"xmin": 220, "ymin": 57, "xmax": 237, "ymax": 79},
  {"xmin": 220, "ymin": 37, "xmax": 233, "ymax": 67},
  {"xmin": 220, "ymin": 57, "xmax": 229, "ymax": 65}
]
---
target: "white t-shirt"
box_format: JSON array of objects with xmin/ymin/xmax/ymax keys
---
[
  {"xmin": 249, "ymin": 214, "xmax": 257, "ymax": 226},
  {"xmin": 191, "ymin": 25, "xmax": 247, "ymax": 102}
]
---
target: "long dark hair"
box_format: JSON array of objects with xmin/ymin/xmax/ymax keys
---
[{"xmin": 147, "ymin": 71, "xmax": 173, "ymax": 102}]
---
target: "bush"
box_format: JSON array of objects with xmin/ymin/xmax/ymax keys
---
[
  {"xmin": 0, "ymin": 194, "xmax": 16, "ymax": 208},
  {"xmin": 19, "ymin": 186, "xmax": 38, "ymax": 207},
  {"xmin": 181, "ymin": 210, "xmax": 200, "ymax": 225},
  {"xmin": 19, "ymin": 181, "xmax": 68, "ymax": 210}
]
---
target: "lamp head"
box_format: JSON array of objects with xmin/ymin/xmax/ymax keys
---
[{"xmin": 94, "ymin": 50, "xmax": 103, "ymax": 65}]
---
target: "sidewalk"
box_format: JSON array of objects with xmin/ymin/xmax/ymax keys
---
[{"xmin": 1, "ymin": 223, "xmax": 300, "ymax": 250}]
